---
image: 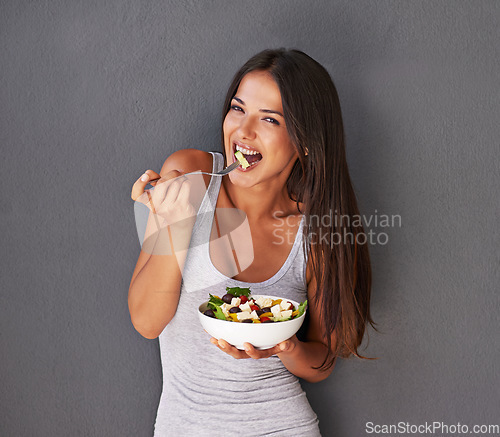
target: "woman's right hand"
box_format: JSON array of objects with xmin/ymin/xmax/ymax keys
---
[
  {"xmin": 131, "ymin": 169, "xmax": 161, "ymax": 202},
  {"xmin": 131, "ymin": 169, "xmax": 196, "ymax": 229}
]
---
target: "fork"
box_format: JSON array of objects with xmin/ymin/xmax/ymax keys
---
[{"xmin": 146, "ymin": 160, "xmax": 240, "ymax": 185}]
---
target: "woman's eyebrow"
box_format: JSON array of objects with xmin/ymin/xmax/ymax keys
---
[{"xmin": 232, "ymin": 96, "xmax": 284, "ymax": 117}]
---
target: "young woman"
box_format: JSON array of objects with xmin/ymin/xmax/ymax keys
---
[{"xmin": 129, "ymin": 48, "xmax": 375, "ymax": 436}]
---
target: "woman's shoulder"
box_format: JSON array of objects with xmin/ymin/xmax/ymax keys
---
[{"xmin": 159, "ymin": 148, "xmax": 217, "ymax": 176}]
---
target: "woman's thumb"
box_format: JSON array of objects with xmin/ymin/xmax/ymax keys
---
[{"xmin": 131, "ymin": 169, "xmax": 161, "ymax": 201}]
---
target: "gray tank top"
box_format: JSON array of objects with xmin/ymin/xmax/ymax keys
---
[{"xmin": 154, "ymin": 152, "xmax": 321, "ymax": 437}]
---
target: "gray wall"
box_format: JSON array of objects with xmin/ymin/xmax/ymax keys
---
[{"xmin": 1, "ymin": 1, "xmax": 498, "ymax": 436}]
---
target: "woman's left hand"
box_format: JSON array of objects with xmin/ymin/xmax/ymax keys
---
[{"xmin": 209, "ymin": 335, "xmax": 298, "ymax": 359}]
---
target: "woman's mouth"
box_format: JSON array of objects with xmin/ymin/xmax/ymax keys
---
[{"xmin": 232, "ymin": 143, "xmax": 263, "ymax": 171}]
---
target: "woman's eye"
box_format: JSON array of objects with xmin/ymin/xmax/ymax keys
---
[
  {"xmin": 231, "ymin": 105, "xmax": 243, "ymax": 112},
  {"xmin": 264, "ymin": 117, "xmax": 280, "ymax": 126}
]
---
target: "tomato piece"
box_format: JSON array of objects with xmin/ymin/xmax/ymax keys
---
[
  {"xmin": 239, "ymin": 295, "xmax": 248, "ymax": 304},
  {"xmin": 260, "ymin": 316, "xmax": 271, "ymax": 323},
  {"xmin": 250, "ymin": 305, "xmax": 259, "ymax": 312}
]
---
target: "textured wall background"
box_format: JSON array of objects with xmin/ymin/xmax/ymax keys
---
[{"xmin": 1, "ymin": 1, "xmax": 499, "ymax": 436}]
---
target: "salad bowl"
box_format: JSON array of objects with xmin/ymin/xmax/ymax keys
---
[{"xmin": 198, "ymin": 294, "xmax": 307, "ymax": 350}]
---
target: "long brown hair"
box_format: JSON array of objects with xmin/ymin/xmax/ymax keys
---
[{"xmin": 220, "ymin": 48, "xmax": 376, "ymax": 370}]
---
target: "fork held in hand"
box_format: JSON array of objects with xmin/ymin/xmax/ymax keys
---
[{"xmin": 146, "ymin": 160, "xmax": 240, "ymax": 185}]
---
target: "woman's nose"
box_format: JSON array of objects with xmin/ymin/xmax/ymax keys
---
[{"xmin": 237, "ymin": 116, "xmax": 257, "ymax": 139}]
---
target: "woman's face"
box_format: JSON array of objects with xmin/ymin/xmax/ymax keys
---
[{"xmin": 223, "ymin": 70, "xmax": 298, "ymax": 188}]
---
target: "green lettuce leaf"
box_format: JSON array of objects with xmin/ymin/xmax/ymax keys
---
[
  {"xmin": 208, "ymin": 293, "xmax": 225, "ymax": 306},
  {"xmin": 296, "ymin": 300, "xmax": 308, "ymax": 318},
  {"xmin": 225, "ymin": 286, "xmax": 251, "ymax": 297},
  {"xmin": 207, "ymin": 302, "xmax": 227, "ymax": 320}
]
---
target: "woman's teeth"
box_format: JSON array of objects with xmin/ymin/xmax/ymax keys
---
[
  {"xmin": 235, "ymin": 144, "xmax": 260, "ymax": 155},
  {"xmin": 233, "ymin": 144, "xmax": 263, "ymax": 170}
]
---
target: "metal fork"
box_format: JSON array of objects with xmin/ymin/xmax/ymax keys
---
[{"xmin": 146, "ymin": 160, "xmax": 240, "ymax": 185}]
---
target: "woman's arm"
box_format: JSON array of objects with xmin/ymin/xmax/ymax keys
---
[
  {"xmin": 275, "ymin": 269, "xmax": 337, "ymax": 383},
  {"xmin": 128, "ymin": 223, "xmax": 190, "ymax": 339},
  {"xmin": 128, "ymin": 149, "xmax": 212, "ymax": 339}
]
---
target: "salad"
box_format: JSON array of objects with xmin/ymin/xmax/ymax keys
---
[{"xmin": 202, "ymin": 286, "xmax": 307, "ymax": 323}]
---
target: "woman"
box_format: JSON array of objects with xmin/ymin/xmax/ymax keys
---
[{"xmin": 129, "ymin": 48, "xmax": 375, "ymax": 436}]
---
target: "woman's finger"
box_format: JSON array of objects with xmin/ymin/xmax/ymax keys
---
[
  {"xmin": 211, "ymin": 338, "xmax": 249, "ymax": 359},
  {"xmin": 174, "ymin": 177, "xmax": 191, "ymax": 204},
  {"xmin": 243, "ymin": 342, "xmax": 281, "ymax": 359},
  {"xmin": 163, "ymin": 176, "xmax": 186, "ymax": 205},
  {"xmin": 150, "ymin": 177, "xmax": 177, "ymax": 208},
  {"xmin": 150, "ymin": 171, "xmax": 185, "ymax": 209},
  {"xmin": 209, "ymin": 337, "xmax": 285, "ymax": 360},
  {"xmin": 131, "ymin": 169, "xmax": 161, "ymax": 201}
]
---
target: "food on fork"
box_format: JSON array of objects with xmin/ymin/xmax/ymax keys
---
[{"xmin": 234, "ymin": 150, "xmax": 250, "ymax": 169}]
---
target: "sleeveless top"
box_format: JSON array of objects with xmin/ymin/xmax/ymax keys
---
[{"xmin": 153, "ymin": 152, "xmax": 321, "ymax": 437}]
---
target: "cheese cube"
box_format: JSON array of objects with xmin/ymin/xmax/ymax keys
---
[
  {"xmin": 239, "ymin": 302, "xmax": 251, "ymax": 312},
  {"xmin": 231, "ymin": 297, "xmax": 241, "ymax": 307},
  {"xmin": 250, "ymin": 310, "xmax": 259, "ymax": 320},
  {"xmin": 280, "ymin": 300, "xmax": 292, "ymax": 311},
  {"xmin": 280, "ymin": 310, "xmax": 293, "ymax": 319},
  {"xmin": 256, "ymin": 297, "xmax": 273, "ymax": 308},
  {"xmin": 236, "ymin": 311, "xmax": 253, "ymax": 321},
  {"xmin": 271, "ymin": 304, "xmax": 282, "ymax": 318}
]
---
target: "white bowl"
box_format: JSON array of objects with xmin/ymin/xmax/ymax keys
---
[{"xmin": 198, "ymin": 295, "xmax": 307, "ymax": 350}]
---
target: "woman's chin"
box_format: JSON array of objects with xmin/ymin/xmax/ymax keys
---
[
  {"xmin": 231, "ymin": 170, "xmax": 265, "ymax": 189},
  {"xmin": 228, "ymin": 172, "xmax": 255, "ymax": 187}
]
